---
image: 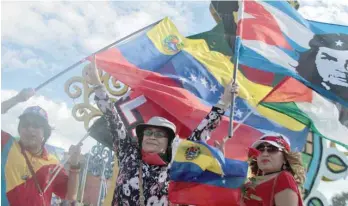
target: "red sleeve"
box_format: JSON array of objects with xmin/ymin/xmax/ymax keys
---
[
  {"xmin": 2, "ymin": 130, "xmax": 12, "ymax": 149},
  {"xmin": 274, "ymin": 171, "xmax": 299, "ymax": 194},
  {"xmin": 52, "ymin": 167, "xmax": 69, "ymax": 199}
]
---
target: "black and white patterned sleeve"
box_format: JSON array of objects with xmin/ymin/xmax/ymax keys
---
[
  {"xmin": 94, "ymin": 87, "xmax": 137, "ymax": 160},
  {"xmin": 187, "ymin": 106, "xmax": 225, "ymax": 141}
]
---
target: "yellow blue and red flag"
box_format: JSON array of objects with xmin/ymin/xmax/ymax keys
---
[
  {"xmin": 93, "ymin": 17, "xmax": 308, "ymax": 159},
  {"xmin": 169, "ymin": 140, "xmax": 247, "ymax": 206}
]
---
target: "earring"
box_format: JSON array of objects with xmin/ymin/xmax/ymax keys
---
[{"xmin": 282, "ymin": 164, "xmax": 287, "ymax": 170}]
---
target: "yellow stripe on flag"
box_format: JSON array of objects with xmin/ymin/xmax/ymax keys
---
[
  {"xmin": 147, "ymin": 18, "xmax": 305, "ymax": 131},
  {"xmin": 184, "ymin": 41, "xmax": 305, "ymax": 131},
  {"xmin": 174, "ymin": 140, "xmax": 223, "ymax": 175}
]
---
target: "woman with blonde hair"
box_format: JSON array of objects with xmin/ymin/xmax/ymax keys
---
[{"xmin": 242, "ymin": 133, "xmax": 305, "ymax": 206}]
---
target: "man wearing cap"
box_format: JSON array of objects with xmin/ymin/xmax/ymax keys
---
[
  {"xmin": 1, "ymin": 88, "xmax": 81, "ymax": 206},
  {"xmin": 84, "ymin": 64, "xmax": 238, "ymax": 206}
]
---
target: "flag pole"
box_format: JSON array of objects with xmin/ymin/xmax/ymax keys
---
[
  {"xmin": 228, "ymin": 0, "xmax": 245, "ymax": 138},
  {"xmin": 34, "ymin": 19, "xmax": 162, "ymax": 91},
  {"xmin": 43, "ymin": 132, "xmax": 90, "ymax": 193},
  {"xmin": 97, "ymin": 160, "xmax": 107, "ymax": 206},
  {"xmin": 79, "ymin": 150, "xmax": 91, "ymax": 203},
  {"xmin": 224, "ymin": 110, "xmax": 252, "ymax": 143}
]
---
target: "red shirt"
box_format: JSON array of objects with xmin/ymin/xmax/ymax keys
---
[
  {"xmin": 243, "ymin": 171, "xmax": 303, "ymax": 206},
  {"xmin": 2, "ymin": 131, "xmax": 68, "ymax": 206}
]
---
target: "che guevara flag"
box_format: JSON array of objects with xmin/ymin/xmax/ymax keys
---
[{"xmin": 237, "ymin": 0, "xmax": 348, "ymax": 107}]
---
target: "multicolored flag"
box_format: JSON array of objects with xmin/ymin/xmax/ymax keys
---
[
  {"xmin": 209, "ymin": 0, "xmax": 300, "ymax": 55},
  {"xmin": 189, "ymin": 22, "xmax": 309, "ymax": 151},
  {"xmin": 261, "ymin": 77, "xmax": 348, "ymax": 147},
  {"xmin": 92, "ymin": 18, "xmax": 309, "ymax": 155},
  {"xmin": 237, "ymin": 0, "xmax": 348, "ymax": 107},
  {"xmin": 169, "ymin": 140, "xmax": 247, "ymax": 206}
]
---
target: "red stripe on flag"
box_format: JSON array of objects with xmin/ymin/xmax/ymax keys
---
[
  {"xmin": 240, "ymin": 65, "xmax": 275, "ymax": 86},
  {"xmin": 238, "ymin": 0, "xmax": 291, "ymax": 49},
  {"xmin": 262, "ymin": 77, "xmax": 312, "ymax": 103},
  {"xmin": 169, "ymin": 181, "xmax": 242, "ymax": 206},
  {"xmin": 94, "ymin": 48, "xmax": 180, "ymax": 89}
]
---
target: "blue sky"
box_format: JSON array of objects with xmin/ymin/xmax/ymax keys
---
[{"xmin": 1, "ymin": 0, "xmax": 348, "ymax": 201}]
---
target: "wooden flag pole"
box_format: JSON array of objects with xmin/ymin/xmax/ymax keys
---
[
  {"xmin": 35, "ymin": 19, "xmax": 162, "ymax": 91},
  {"xmin": 228, "ymin": 0, "xmax": 245, "ymax": 138}
]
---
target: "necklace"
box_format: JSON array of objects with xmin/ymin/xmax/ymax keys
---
[{"xmin": 264, "ymin": 170, "xmax": 281, "ymax": 176}]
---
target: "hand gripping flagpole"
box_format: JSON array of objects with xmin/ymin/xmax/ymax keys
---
[
  {"xmin": 43, "ymin": 132, "xmax": 90, "ymax": 193},
  {"xmin": 34, "ymin": 19, "xmax": 162, "ymax": 91},
  {"xmin": 228, "ymin": 0, "xmax": 245, "ymax": 139}
]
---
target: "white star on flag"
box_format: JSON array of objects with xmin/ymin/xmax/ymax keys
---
[
  {"xmin": 210, "ymin": 84, "xmax": 218, "ymax": 93},
  {"xmin": 200, "ymin": 77, "xmax": 208, "ymax": 88},
  {"xmin": 335, "ymin": 40, "xmax": 343, "ymax": 47},
  {"xmin": 189, "ymin": 74, "xmax": 197, "ymax": 82},
  {"xmin": 234, "ymin": 109, "xmax": 243, "ymax": 119}
]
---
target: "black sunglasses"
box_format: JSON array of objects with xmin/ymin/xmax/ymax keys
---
[
  {"xmin": 143, "ymin": 129, "xmax": 167, "ymax": 138},
  {"xmin": 256, "ymin": 144, "xmax": 282, "ymax": 154}
]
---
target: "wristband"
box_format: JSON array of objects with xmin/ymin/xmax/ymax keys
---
[{"xmin": 70, "ymin": 163, "xmax": 81, "ymax": 170}]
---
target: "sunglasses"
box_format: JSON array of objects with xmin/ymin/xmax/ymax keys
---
[
  {"xmin": 256, "ymin": 145, "xmax": 282, "ymax": 154},
  {"xmin": 143, "ymin": 129, "xmax": 167, "ymax": 138}
]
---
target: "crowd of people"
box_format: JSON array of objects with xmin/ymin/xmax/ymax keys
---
[{"xmin": 1, "ymin": 63, "xmax": 305, "ymax": 206}]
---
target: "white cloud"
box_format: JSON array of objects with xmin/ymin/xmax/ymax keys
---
[
  {"xmin": 1, "ymin": 1, "xmax": 196, "ymax": 70},
  {"xmin": 1, "ymin": 48, "xmax": 47, "ymax": 70},
  {"xmin": 1, "ymin": 89, "xmax": 96, "ymax": 153},
  {"xmin": 298, "ymin": 0, "xmax": 348, "ymax": 26}
]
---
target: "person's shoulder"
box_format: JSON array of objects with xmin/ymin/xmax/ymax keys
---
[
  {"xmin": 1, "ymin": 130, "xmax": 15, "ymax": 148},
  {"xmin": 278, "ymin": 170, "xmax": 295, "ymax": 179},
  {"xmin": 274, "ymin": 171, "xmax": 298, "ymax": 193}
]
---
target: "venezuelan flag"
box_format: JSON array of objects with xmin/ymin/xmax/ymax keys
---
[
  {"xmin": 93, "ymin": 17, "xmax": 304, "ymax": 159},
  {"xmin": 169, "ymin": 140, "xmax": 247, "ymax": 206}
]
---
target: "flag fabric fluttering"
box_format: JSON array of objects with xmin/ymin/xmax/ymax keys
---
[
  {"xmin": 92, "ymin": 17, "xmax": 308, "ymax": 146},
  {"xmin": 208, "ymin": 0, "xmax": 300, "ymax": 55},
  {"xmin": 169, "ymin": 140, "xmax": 247, "ymax": 206},
  {"xmin": 189, "ymin": 21, "xmax": 309, "ymax": 151},
  {"xmin": 237, "ymin": 0, "xmax": 348, "ymax": 107},
  {"xmin": 91, "ymin": 17, "xmax": 269, "ymax": 160},
  {"xmin": 261, "ymin": 77, "xmax": 348, "ymax": 148}
]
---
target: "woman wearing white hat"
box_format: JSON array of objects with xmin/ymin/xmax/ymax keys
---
[
  {"xmin": 83, "ymin": 64, "xmax": 238, "ymax": 206},
  {"xmin": 242, "ymin": 134, "xmax": 305, "ymax": 206}
]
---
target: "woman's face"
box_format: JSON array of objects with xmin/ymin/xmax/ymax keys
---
[
  {"xmin": 256, "ymin": 143, "xmax": 285, "ymax": 174},
  {"xmin": 142, "ymin": 127, "xmax": 169, "ymax": 153}
]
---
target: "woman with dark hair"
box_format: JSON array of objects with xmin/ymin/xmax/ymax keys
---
[
  {"xmin": 83, "ymin": 63, "xmax": 238, "ymax": 206},
  {"xmin": 242, "ymin": 134, "xmax": 305, "ymax": 206}
]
